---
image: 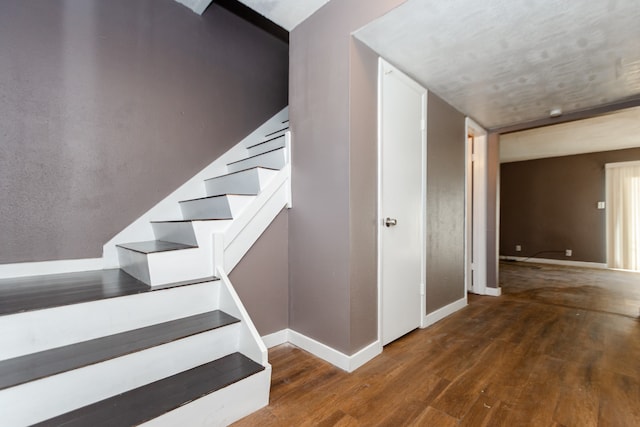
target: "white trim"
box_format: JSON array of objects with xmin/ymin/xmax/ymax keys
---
[
  {"xmin": 485, "ymin": 286, "xmax": 502, "ymax": 297},
  {"xmin": 261, "ymin": 329, "xmax": 289, "ymax": 349},
  {"xmin": 466, "ymin": 117, "xmax": 489, "ymax": 296},
  {"xmin": 422, "ymin": 297, "xmax": 467, "ymax": 328},
  {"xmin": 287, "ymin": 329, "xmax": 382, "ymax": 373},
  {"xmin": 0, "ymin": 258, "xmax": 103, "ymax": 279},
  {"xmin": 499, "ymin": 256, "xmax": 607, "ymax": 269}
]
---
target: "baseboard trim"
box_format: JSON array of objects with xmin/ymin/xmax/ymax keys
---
[
  {"xmin": 422, "ymin": 297, "xmax": 467, "ymax": 328},
  {"xmin": 485, "ymin": 286, "xmax": 502, "ymax": 297},
  {"xmin": 286, "ymin": 329, "xmax": 381, "ymax": 373},
  {"xmin": 0, "ymin": 258, "xmax": 103, "ymax": 279},
  {"xmin": 500, "ymin": 256, "xmax": 607, "ymax": 269},
  {"xmin": 261, "ymin": 329, "xmax": 289, "ymax": 349}
]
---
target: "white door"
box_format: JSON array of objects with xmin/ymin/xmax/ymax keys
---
[{"xmin": 378, "ymin": 59, "xmax": 426, "ymax": 346}]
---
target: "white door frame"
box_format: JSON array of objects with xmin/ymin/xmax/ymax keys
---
[
  {"xmin": 466, "ymin": 117, "xmax": 488, "ymax": 295},
  {"xmin": 377, "ymin": 58, "xmax": 428, "ymax": 344}
]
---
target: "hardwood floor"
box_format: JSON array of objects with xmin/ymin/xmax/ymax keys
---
[{"xmin": 234, "ymin": 263, "xmax": 640, "ymax": 426}]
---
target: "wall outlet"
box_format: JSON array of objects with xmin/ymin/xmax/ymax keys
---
[
  {"xmin": 515, "ymin": 245, "xmax": 522, "ymax": 252},
  {"xmin": 597, "ymin": 201, "xmax": 606, "ymax": 209},
  {"xmin": 565, "ymin": 249, "xmax": 572, "ymax": 257}
]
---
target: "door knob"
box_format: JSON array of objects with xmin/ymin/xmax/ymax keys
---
[{"xmin": 384, "ymin": 217, "xmax": 397, "ymax": 227}]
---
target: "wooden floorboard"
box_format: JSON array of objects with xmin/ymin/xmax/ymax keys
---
[
  {"xmin": 0, "ymin": 269, "xmax": 149, "ymax": 316},
  {"xmin": 233, "ymin": 263, "xmax": 640, "ymax": 426}
]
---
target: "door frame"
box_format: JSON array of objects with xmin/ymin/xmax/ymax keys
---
[
  {"xmin": 466, "ymin": 118, "xmax": 488, "ymax": 295},
  {"xmin": 377, "ymin": 58, "xmax": 428, "ymax": 345}
]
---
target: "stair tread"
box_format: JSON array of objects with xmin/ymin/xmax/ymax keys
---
[
  {"xmin": 116, "ymin": 240, "xmax": 198, "ymax": 254},
  {"xmin": 227, "ymin": 146, "xmax": 285, "ymax": 166},
  {"xmin": 0, "ymin": 310, "xmax": 239, "ymax": 391},
  {"xmin": 246, "ymin": 133, "xmax": 286, "ymax": 149},
  {"xmin": 35, "ymin": 352, "xmax": 264, "ymax": 427},
  {"xmin": 263, "ymin": 126, "xmax": 289, "ymax": 138},
  {"xmin": 150, "ymin": 218, "xmax": 233, "ymax": 223},
  {"xmin": 0, "ymin": 269, "xmax": 150, "ymax": 316},
  {"xmin": 204, "ymin": 166, "xmax": 278, "ymax": 182},
  {"xmin": 179, "ymin": 193, "xmax": 254, "ymax": 204}
]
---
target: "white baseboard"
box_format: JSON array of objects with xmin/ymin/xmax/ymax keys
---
[
  {"xmin": 285, "ymin": 329, "xmax": 382, "ymax": 373},
  {"xmin": 500, "ymin": 256, "xmax": 607, "ymax": 269},
  {"xmin": 261, "ymin": 329, "xmax": 289, "ymax": 349},
  {"xmin": 485, "ymin": 286, "xmax": 502, "ymax": 296},
  {"xmin": 0, "ymin": 258, "xmax": 103, "ymax": 279},
  {"xmin": 422, "ymin": 297, "xmax": 467, "ymax": 328}
]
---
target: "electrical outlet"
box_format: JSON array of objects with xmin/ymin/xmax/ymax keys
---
[
  {"xmin": 565, "ymin": 249, "xmax": 572, "ymax": 257},
  {"xmin": 515, "ymin": 245, "xmax": 522, "ymax": 252}
]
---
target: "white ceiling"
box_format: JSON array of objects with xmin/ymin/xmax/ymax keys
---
[
  {"xmin": 354, "ymin": 0, "xmax": 640, "ymax": 129},
  {"xmin": 500, "ymin": 106, "xmax": 640, "ymax": 163},
  {"xmin": 177, "ymin": 0, "xmax": 640, "ymax": 130}
]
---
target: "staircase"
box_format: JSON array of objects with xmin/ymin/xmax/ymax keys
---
[{"xmin": 0, "ymin": 109, "xmax": 291, "ymax": 426}]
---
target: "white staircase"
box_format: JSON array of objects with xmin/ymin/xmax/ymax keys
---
[{"xmin": 0, "ymin": 108, "xmax": 291, "ymax": 426}]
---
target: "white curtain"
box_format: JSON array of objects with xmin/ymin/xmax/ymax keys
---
[{"xmin": 606, "ymin": 161, "xmax": 640, "ymax": 271}]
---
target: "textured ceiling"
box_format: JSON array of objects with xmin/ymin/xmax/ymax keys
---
[
  {"xmin": 355, "ymin": 0, "xmax": 640, "ymax": 129},
  {"xmin": 501, "ymin": 106, "xmax": 640, "ymax": 162}
]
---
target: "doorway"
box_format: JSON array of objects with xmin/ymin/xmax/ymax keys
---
[
  {"xmin": 377, "ymin": 59, "xmax": 426, "ymax": 346},
  {"xmin": 466, "ymin": 118, "xmax": 489, "ymax": 295}
]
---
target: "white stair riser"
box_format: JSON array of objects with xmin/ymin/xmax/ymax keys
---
[
  {"xmin": 246, "ymin": 135, "xmax": 286, "ymax": 157},
  {"xmin": 227, "ymin": 148, "xmax": 286, "ymax": 174},
  {"xmin": 151, "ymin": 220, "xmax": 232, "ymax": 247},
  {"xmin": 204, "ymin": 168, "xmax": 277, "ymax": 197},
  {"xmin": 179, "ymin": 195, "xmax": 254, "ymax": 220},
  {"xmin": 0, "ymin": 282, "xmax": 220, "ymax": 361},
  {"xmin": 0, "ymin": 324, "xmax": 241, "ymax": 427},
  {"xmin": 118, "ymin": 246, "xmax": 151, "ymax": 285},
  {"xmin": 147, "ymin": 249, "xmax": 211, "ymax": 287},
  {"xmin": 141, "ymin": 366, "xmax": 271, "ymax": 427}
]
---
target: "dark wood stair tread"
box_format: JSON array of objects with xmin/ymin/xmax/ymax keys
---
[
  {"xmin": 116, "ymin": 240, "xmax": 197, "ymax": 254},
  {"xmin": 150, "ymin": 218, "xmax": 233, "ymax": 223},
  {"xmin": 0, "ymin": 269, "xmax": 150, "ymax": 316},
  {"xmin": 204, "ymin": 166, "xmax": 278, "ymax": 182},
  {"xmin": 35, "ymin": 352, "xmax": 264, "ymax": 427},
  {"xmin": 178, "ymin": 193, "xmax": 253, "ymax": 204},
  {"xmin": 227, "ymin": 146, "xmax": 285, "ymax": 166},
  {"xmin": 246, "ymin": 133, "xmax": 286, "ymax": 149},
  {"xmin": 263, "ymin": 126, "xmax": 289, "ymax": 138},
  {"xmin": 0, "ymin": 310, "xmax": 239, "ymax": 391}
]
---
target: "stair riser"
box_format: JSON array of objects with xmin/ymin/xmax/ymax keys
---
[
  {"xmin": 117, "ymin": 246, "xmax": 152, "ymax": 284},
  {"xmin": 179, "ymin": 195, "xmax": 253, "ymax": 220},
  {"xmin": 141, "ymin": 366, "xmax": 271, "ymax": 427},
  {"xmin": 0, "ymin": 282, "xmax": 219, "ymax": 361},
  {"xmin": 147, "ymin": 249, "xmax": 212, "ymax": 287},
  {"xmin": 0, "ymin": 324, "xmax": 241, "ymax": 426},
  {"xmin": 204, "ymin": 168, "xmax": 276, "ymax": 197},
  {"xmin": 151, "ymin": 220, "xmax": 231, "ymax": 247},
  {"xmin": 246, "ymin": 135, "xmax": 286, "ymax": 157},
  {"xmin": 227, "ymin": 148, "xmax": 286, "ymax": 174}
]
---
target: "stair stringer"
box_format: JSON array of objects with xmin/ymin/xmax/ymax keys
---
[{"xmin": 102, "ymin": 107, "xmax": 289, "ymax": 269}]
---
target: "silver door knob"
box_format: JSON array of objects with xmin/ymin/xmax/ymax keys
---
[{"xmin": 384, "ymin": 217, "xmax": 397, "ymax": 227}]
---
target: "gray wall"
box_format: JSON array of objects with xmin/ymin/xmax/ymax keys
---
[
  {"xmin": 425, "ymin": 93, "xmax": 466, "ymax": 313},
  {"xmin": 0, "ymin": 0, "xmax": 288, "ymax": 264},
  {"xmin": 289, "ymin": 0, "xmax": 405, "ymax": 354},
  {"xmin": 230, "ymin": 209, "xmax": 288, "ymax": 336},
  {"xmin": 500, "ymin": 147, "xmax": 640, "ymax": 263}
]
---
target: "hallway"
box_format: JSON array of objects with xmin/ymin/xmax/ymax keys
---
[{"xmin": 234, "ymin": 263, "xmax": 640, "ymax": 426}]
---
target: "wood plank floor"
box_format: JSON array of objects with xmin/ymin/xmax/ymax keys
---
[{"xmin": 234, "ymin": 263, "xmax": 640, "ymax": 426}]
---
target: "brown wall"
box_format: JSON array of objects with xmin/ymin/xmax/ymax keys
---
[
  {"xmin": 0, "ymin": 0, "xmax": 288, "ymax": 264},
  {"xmin": 425, "ymin": 93, "xmax": 467, "ymax": 313},
  {"xmin": 230, "ymin": 209, "xmax": 288, "ymax": 336},
  {"xmin": 486, "ymin": 133, "xmax": 500, "ymax": 287},
  {"xmin": 500, "ymin": 147, "xmax": 640, "ymax": 263},
  {"xmin": 289, "ymin": 0, "xmax": 404, "ymax": 354}
]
